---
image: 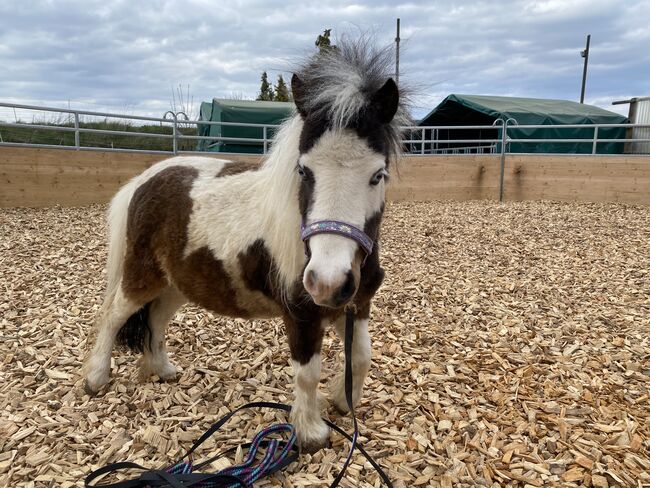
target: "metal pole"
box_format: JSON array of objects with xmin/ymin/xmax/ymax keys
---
[
  {"xmin": 421, "ymin": 128, "xmax": 425, "ymax": 155},
  {"xmin": 395, "ymin": 18, "xmax": 400, "ymax": 86},
  {"xmin": 172, "ymin": 114, "xmax": 178, "ymax": 154},
  {"xmin": 499, "ymin": 126, "xmax": 506, "ymax": 201},
  {"xmin": 263, "ymin": 126, "xmax": 268, "ymax": 154},
  {"xmin": 592, "ymin": 126, "xmax": 598, "ymax": 154},
  {"xmin": 74, "ymin": 112, "xmax": 80, "ymax": 150},
  {"xmin": 580, "ymin": 34, "xmax": 591, "ymax": 104}
]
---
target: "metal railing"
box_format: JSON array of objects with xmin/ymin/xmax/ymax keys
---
[
  {"xmin": 1, "ymin": 101, "xmax": 650, "ymax": 157},
  {"xmin": 0, "ymin": 102, "xmax": 277, "ymax": 155}
]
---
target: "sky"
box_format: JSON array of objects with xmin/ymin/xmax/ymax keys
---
[{"xmin": 1, "ymin": 0, "xmax": 649, "ymax": 121}]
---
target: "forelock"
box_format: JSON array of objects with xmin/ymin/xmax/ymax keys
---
[{"xmin": 293, "ymin": 36, "xmax": 411, "ymax": 162}]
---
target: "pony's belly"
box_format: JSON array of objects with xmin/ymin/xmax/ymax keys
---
[
  {"xmin": 178, "ymin": 278, "xmax": 282, "ymax": 319},
  {"xmin": 168, "ymin": 246, "xmax": 283, "ymax": 320}
]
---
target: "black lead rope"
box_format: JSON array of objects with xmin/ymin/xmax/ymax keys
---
[{"xmin": 85, "ymin": 309, "xmax": 393, "ymax": 487}]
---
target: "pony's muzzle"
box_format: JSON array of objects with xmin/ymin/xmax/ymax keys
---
[{"xmin": 304, "ymin": 269, "xmax": 357, "ymax": 308}]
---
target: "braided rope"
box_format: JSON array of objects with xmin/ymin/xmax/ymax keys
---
[{"xmin": 165, "ymin": 423, "xmax": 296, "ymax": 488}]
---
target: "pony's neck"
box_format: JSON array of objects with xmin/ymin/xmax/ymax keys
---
[{"xmin": 256, "ymin": 115, "xmax": 305, "ymax": 294}]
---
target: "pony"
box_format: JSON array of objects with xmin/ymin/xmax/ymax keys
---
[{"xmin": 83, "ymin": 38, "xmax": 408, "ymax": 452}]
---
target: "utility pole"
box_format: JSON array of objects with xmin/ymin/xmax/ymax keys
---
[
  {"xmin": 395, "ymin": 18, "xmax": 401, "ymax": 86},
  {"xmin": 580, "ymin": 34, "xmax": 591, "ymax": 103}
]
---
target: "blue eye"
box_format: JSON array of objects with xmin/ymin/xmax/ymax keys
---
[{"xmin": 370, "ymin": 169, "xmax": 387, "ymax": 186}]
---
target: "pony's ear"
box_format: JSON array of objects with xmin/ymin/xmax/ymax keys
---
[
  {"xmin": 371, "ymin": 78, "xmax": 399, "ymax": 124},
  {"xmin": 291, "ymin": 74, "xmax": 308, "ymax": 118}
]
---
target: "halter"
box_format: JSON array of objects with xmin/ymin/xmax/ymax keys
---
[{"xmin": 301, "ymin": 220, "xmax": 374, "ymax": 260}]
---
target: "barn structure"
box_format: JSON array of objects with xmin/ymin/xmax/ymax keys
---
[
  {"xmin": 197, "ymin": 99, "xmax": 294, "ymax": 153},
  {"xmin": 416, "ymin": 94, "xmax": 628, "ymax": 154}
]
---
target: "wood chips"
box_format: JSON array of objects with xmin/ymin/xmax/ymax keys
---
[{"xmin": 1, "ymin": 201, "xmax": 648, "ymax": 487}]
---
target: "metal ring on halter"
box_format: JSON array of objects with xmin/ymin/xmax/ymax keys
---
[{"xmin": 300, "ymin": 220, "xmax": 374, "ymax": 261}]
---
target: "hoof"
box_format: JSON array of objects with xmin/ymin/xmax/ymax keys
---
[
  {"xmin": 329, "ymin": 378, "xmax": 352, "ymax": 414},
  {"xmin": 83, "ymin": 368, "xmax": 110, "ymax": 395},
  {"xmin": 300, "ymin": 436, "xmax": 331, "ymax": 454},
  {"xmin": 331, "ymin": 397, "xmax": 351, "ymax": 415},
  {"xmin": 329, "ymin": 374, "xmax": 362, "ymax": 415},
  {"xmin": 138, "ymin": 357, "xmax": 178, "ymax": 382},
  {"xmin": 83, "ymin": 378, "xmax": 105, "ymax": 396},
  {"xmin": 293, "ymin": 419, "xmax": 330, "ymax": 454}
]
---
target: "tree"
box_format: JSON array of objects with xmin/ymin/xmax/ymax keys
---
[
  {"xmin": 274, "ymin": 75, "xmax": 290, "ymax": 102},
  {"xmin": 257, "ymin": 71, "xmax": 274, "ymax": 101},
  {"xmin": 315, "ymin": 29, "xmax": 336, "ymax": 52}
]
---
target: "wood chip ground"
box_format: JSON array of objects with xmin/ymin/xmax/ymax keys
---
[{"xmin": 1, "ymin": 201, "xmax": 648, "ymax": 487}]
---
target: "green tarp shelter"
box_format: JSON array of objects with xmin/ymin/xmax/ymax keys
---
[
  {"xmin": 417, "ymin": 94, "xmax": 628, "ymax": 154},
  {"xmin": 198, "ymin": 99, "xmax": 295, "ymax": 153}
]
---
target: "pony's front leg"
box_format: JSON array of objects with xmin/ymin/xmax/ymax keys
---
[
  {"xmin": 330, "ymin": 311, "xmax": 372, "ymax": 414},
  {"xmin": 284, "ymin": 315, "xmax": 329, "ymax": 453}
]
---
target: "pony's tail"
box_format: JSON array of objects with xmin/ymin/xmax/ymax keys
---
[
  {"xmin": 103, "ymin": 180, "xmax": 153, "ymax": 353},
  {"xmin": 116, "ymin": 302, "xmax": 152, "ymax": 352},
  {"xmin": 104, "ymin": 181, "xmax": 135, "ymax": 302}
]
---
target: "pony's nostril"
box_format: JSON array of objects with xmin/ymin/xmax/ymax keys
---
[
  {"xmin": 305, "ymin": 270, "xmax": 318, "ymax": 291},
  {"xmin": 335, "ymin": 271, "xmax": 356, "ymax": 305}
]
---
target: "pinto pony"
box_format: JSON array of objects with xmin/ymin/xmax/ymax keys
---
[{"xmin": 84, "ymin": 40, "xmax": 407, "ymax": 452}]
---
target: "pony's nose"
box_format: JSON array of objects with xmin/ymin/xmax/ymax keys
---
[
  {"xmin": 333, "ymin": 271, "xmax": 356, "ymax": 307},
  {"xmin": 303, "ymin": 269, "xmax": 357, "ymax": 307}
]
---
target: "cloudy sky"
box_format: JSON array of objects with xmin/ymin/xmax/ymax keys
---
[{"xmin": 1, "ymin": 0, "xmax": 649, "ymax": 120}]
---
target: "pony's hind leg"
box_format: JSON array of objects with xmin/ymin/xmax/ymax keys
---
[
  {"xmin": 139, "ymin": 286, "xmax": 186, "ymax": 381},
  {"xmin": 84, "ymin": 286, "xmax": 142, "ymax": 394}
]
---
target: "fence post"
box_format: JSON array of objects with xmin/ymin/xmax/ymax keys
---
[
  {"xmin": 421, "ymin": 128, "xmax": 425, "ymax": 155},
  {"xmin": 496, "ymin": 120, "xmax": 507, "ymax": 202},
  {"xmin": 592, "ymin": 126, "xmax": 599, "ymax": 154},
  {"xmin": 263, "ymin": 126, "xmax": 268, "ymax": 154},
  {"xmin": 172, "ymin": 114, "xmax": 178, "ymax": 154},
  {"xmin": 74, "ymin": 112, "xmax": 80, "ymax": 150}
]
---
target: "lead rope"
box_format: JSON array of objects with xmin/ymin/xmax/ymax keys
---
[{"xmin": 85, "ymin": 309, "xmax": 392, "ymax": 487}]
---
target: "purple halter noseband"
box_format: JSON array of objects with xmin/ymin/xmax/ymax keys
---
[{"xmin": 301, "ymin": 220, "xmax": 374, "ymax": 261}]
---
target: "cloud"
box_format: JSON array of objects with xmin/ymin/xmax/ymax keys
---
[{"xmin": 0, "ymin": 0, "xmax": 648, "ymax": 120}]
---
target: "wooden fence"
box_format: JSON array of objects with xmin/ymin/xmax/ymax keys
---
[{"xmin": 1, "ymin": 147, "xmax": 649, "ymax": 207}]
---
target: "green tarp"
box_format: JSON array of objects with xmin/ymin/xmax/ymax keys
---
[
  {"xmin": 197, "ymin": 99, "xmax": 295, "ymax": 153},
  {"xmin": 418, "ymin": 94, "xmax": 628, "ymax": 154}
]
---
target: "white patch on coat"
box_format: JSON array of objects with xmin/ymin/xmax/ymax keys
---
[
  {"xmin": 290, "ymin": 354, "xmax": 329, "ymax": 447},
  {"xmin": 183, "ymin": 116, "xmax": 306, "ymax": 308}
]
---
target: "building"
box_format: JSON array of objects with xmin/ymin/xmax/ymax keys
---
[
  {"xmin": 416, "ymin": 94, "xmax": 628, "ymax": 154},
  {"xmin": 197, "ymin": 99, "xmax": 294, "ymax": 153}
]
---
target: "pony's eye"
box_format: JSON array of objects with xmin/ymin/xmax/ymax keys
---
[
  {"xmin": 297, "ymin": 165, "xmax": 306, "ymax": 177},
  {"xmin": 370, "ymin": 169, "xmax": 387, "ymax": 186}
]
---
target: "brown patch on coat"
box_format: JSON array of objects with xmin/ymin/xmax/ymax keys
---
[
  {"xmin": 122, "ymin": 165, "xmax": 247, "ymax": 316},
  {"xmin": 238, "ymin": 239, "xmax": 281, "ymax": 301},
  {"xmin": 216, "ymin": 161, "xmax": 259, "ymax": 177},
  {"xmin": 122, "ymin": 166, "xmax": 198, "ymax": 304}
]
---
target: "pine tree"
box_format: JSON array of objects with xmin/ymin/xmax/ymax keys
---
[
  {"xmin": 256, "ymin": 71, "xmax": 274, "ymax": 101},
  {"xmin": 274, "ymin": 75, "xmax": 290, "ymax": 102},
  {"xmin": 315, "ymin": 29, "xmax": 336, "ymax": 52}
]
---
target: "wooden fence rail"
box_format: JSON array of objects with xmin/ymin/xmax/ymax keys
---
[{"xmin": 1, "ymin": 147, "xmax": 649, "ymax": 207}]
